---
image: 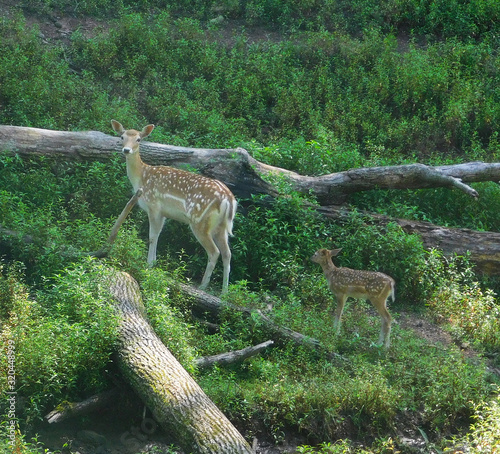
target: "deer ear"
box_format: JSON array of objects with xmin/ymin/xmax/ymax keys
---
[
  {"xmin": 141, "ymin": 124, "xmax": 155, "ymax": 138},
  {"xmin": 330, "ymin": 248, "xmax": 342, "ymax": 256},
  {"xmin": 111, "ymin": 119, "xmax": 124, "ymax": 134}
]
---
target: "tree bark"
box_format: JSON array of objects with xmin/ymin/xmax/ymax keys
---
[
  {"xmin": 318, "ymin": 205, "xmax": 500, "ymax": 275},
  {"xmin": 107, "ymin": 270, "xmax": 254, "ymax": 454},
  {"xmin": 195, "ymin": 340, "xmax": 274, "ymax": 368},
  {"xmin": 178, "ymin": 284, "xmax": 346, "ymax": 362},
  {"xmin": 44, "ymin": 388, "xmax": 120, "ymax": 424},
  {"xmin": 2, "ymin": 125, "xmax": 500, "ymax": 203}
]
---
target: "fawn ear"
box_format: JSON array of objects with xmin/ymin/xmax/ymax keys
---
[
  {"xmin": 329, "ymin": 248, "xmax": 342, "ymax": 257},
  {"xmin": 111, "ymin": 119, "xmax": 124, "ymax": 134},
  {"xmin": 141, "ymin": 124, "xmax": 154, "ymax": 138}
]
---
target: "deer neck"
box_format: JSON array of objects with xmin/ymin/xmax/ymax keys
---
[
  {"xmin": 323, "ymin": 259, "xmax": 338, "ymax": 277},
  {"xmin": 125, "ymin": 151, "xmax": 146, "ymax": 192}
]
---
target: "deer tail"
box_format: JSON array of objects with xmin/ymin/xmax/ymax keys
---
[{"xmin": 222, "ymin": 197, "xmax": 237, "ymax": 236}]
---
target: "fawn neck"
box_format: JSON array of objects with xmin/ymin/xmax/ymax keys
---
[
  {"xmin": 322, "ymin": 257, "xmax": 337, "ymax": 275},
  {"xmin": 125, "ymin": 150, "xmax": 148, "ymax": 192}
]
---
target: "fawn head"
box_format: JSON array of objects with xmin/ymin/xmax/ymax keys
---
[
  {"xmin": 311, "ymin": 248, "xmax": 342, "ymax": 266},
  {"xmin": 111, "ymin": 120, "xmax": 154, "ymax": 155}
]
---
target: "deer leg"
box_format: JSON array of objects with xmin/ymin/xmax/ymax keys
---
[
  {"xmin": 191, "ymin": 225, "xmax": 220, "ymax": 291},
  {"xmin": 213, "ymin": 229, "xmax": 231, "ymax": 293},
  {"xmin": 333, "ymin": 294, "xmax": 347, "ymax": 335},
  {"xmin": 147, "ymin": 213, "xmax": 165, "ymax": 265},
  {"xmin": 372, "ymin": 297, "xmax": 392, "ymax": 348}
]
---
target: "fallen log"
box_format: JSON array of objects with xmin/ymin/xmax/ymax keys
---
[
  {"xmin": 2, "ymin": 124, "xmax": 500, "ymax": 273},
  {"xmin": 44, "ymin": 340, "xmax": 272, "ymax": 424},
  {"xmin": 318, "ymin": 205, "xmax": 500, "ymax": 275},
  {"xmin": 44, "ymin": 388, "xmax": 120, "ymax": 424},
  {"xmin": 1, "ymin": 125, "xmax": 500, "ymax": 203},
  {"xmin": 107, "ymin": 270, "xmax": 254, "ymax": 454},
  {"xmin": 177, "ymin": 284, "xmax": 346, "ymax": 362},
  {"xmin": 195, "ymin": 340, "xmax": 274, "ymax": 368}
]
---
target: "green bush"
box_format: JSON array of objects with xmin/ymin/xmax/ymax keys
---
[
  {"xmin": 0, "ymin": 2, "xmax": 498, "ymax": 450},
  {"xmin": 0, "ymin": 261, "xmax": 120, "ymax": 426},
  {"xmin": 2, "ymin": 8, "xmax": 497, "ymax": 155},
  {"xmin": 464, "ymin": 393, "xmax": 500, "ymax": 453},
  {"xmin": 429, "ymin": 282, "xmax": 500, "ymax": 352}
]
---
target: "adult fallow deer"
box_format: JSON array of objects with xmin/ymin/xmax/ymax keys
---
[
  {"xmin": 311, "ymin": 248, "xmax": 394, "ymax": 348},
  {"xmin": 111, "ymin": 120, "xmax": 237, "ymax": 293}
]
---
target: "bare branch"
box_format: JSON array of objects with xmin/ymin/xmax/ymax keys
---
[{"xmin": 196, "ymin": 340, "xmax": 274, "ymax": 368}]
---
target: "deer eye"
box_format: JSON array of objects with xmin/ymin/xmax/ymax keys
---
[{"xmin": 137, "ymin": 138, "xmax": 141, "ymax": 142}]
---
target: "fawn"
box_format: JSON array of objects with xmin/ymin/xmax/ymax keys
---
[{"xmin": 311, "ymin": 248, "xmax": 394, "ymax": 348}]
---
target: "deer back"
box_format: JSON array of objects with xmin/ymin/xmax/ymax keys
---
[
  {"xmin": 327, "ymin": 266, "xmax": 394, "ymax": 300},
  {"xmin": 140, "ymin": 164, "xmax": 236, "ymax": 226}
]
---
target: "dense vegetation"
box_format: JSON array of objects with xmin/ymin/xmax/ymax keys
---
[{"xmin": 0, "ymin": 0, "xmax": 499, "ymax": 452}]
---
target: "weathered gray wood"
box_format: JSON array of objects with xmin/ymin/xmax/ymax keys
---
[
  {"xmin": 107, "ymin": 271, "xmax": 254, "ymax": 454},
  {"xmin": 2, "ymin": 125, "xmax": 500, "ymax": 203},
  {"xmin": 318, "ymin": 205, "xmax": 500, "ymax": 275},
  {"xmin": 178, "ymin": 284, "xmax": 346, "ymax": 362},
  {"xmin": 0, "ymin": 125, "xmax": 276, "ymax": 200},
  {"xmin": 196, "ymin": 340, "xmax": 274, "ymax": 368},
  {"xmin": 2, "ymin": 125, "xmax": 500, "ymax": 273}
]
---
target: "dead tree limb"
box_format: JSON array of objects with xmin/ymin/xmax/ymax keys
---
[
  {"xmin": 2, "ymin": 125, "xmax": 500, "ymax": 273},
  {"xmin": 45, "ymin": 388, "xmax": 120, "ymax": 424},
  {"xmin": 1, "ymin": 125, "xmax": 499, "ymax": 203},
  {"xmin": 44, "ymin": 340, "xmax": 273, "ymax": 423},
  {"xmin": 178, "ymin": 284, "xmax": 345, "ymax": 362},
  {"xmin": 195, "ymin": 340, "xmax": 274, "ymax": 368},
  {"xmin": 318, "ymin": 205, "xmax": 500, "ymax": 275}
]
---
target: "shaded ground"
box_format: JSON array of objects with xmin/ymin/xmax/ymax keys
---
[{"xmin": 32, "ymin": 310, "xmax": 476, "ymax": 454}]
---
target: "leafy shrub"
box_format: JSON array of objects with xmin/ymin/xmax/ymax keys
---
[
  {"xmin": 2, "ymin": 7, "xmax": 497, "ymax": 155},
  {"xmin": 139, "ymin": 267, "xmax": 199, "ymax": 372},
  {"xmin": 0, "ymin": 260, "xmax": 120, "ymax": 426},
  {"xmin": 464, "ymin": 393, "xmax": 500, "ymax": 453},
  {"xmin": 428, "ymin": 282, "xmax": 500, "ymax": 352},
  {"xmin": 0, "ymin": 2, "xmax": 498, "ymax": 450}
]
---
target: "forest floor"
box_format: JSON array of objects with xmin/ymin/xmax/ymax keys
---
[{"xmin": 34, "ymin": 309, "xmax": 479, "ymax": 454}]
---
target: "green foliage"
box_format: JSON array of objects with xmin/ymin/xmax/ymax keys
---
[
  {"xmin": 0, "ymin": 1, "xmax": 499, "ymax": 451},
  {"xmin": 429, "ymin": 282, "xmax": 500, "ymax": 352},
  {"xmin": 232, "ymin": 189, "xmax": 326, "ymax": 289},
  {"xmin": 463, "ymin": 393, "xmax": 500, "ymax": 453},
  {"xmin": 297, "ymin": 438, "xmax": 398, "ymax": 453},
  {"xmin": 234, "ymin": 192, "xmax": 435, "ymax": 304},
  {"xmin": 139, "ymin": 267, "xmax": 199, "ymax": 372},
  {"xmin": 352, "ymin": 183, "xmax": 500, "ymax": 232},
  {"xmin": 13, "ymin": 0, "xmax": 499, "ymax": 43},
  {"xmin": 0, "ymin": 260, "xmax": 120, "ymax": 426},
  {"xmin": 0, "ymin": 154, "xmax": 139, "ymax": 281},
  {"xmin": 1, "ymin": 7, "xmax": 497, "ymax": 154},
  {"xmin": 197, "ymin": 303, "xmax": 493, "ymax": 443}
]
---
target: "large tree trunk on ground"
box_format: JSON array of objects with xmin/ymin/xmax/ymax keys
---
[
  {"xmin": 2, "ymin": 124, "xmax": 500, "ymax": 274},
  {"xmin": 106, "ymin": 270, "xmax": 254, "ymax": 454},
  {"xmin": 1, "ymin": 125, "xmax": 500, "ymax": 203},
  {"xmin": 178, "ymin": 284, "xmax": 346, "ymax": 362},
  {"xmin": 318, "ymin": 205, "xmax": 500, "ymax": 275}
]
